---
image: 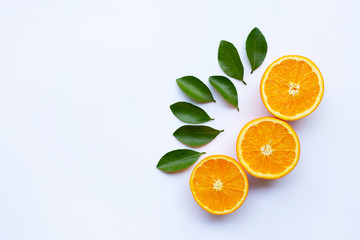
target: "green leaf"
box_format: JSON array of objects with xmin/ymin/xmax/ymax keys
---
[
  {"xmin": 218, "ymin": 40, "xmax": 246, "ymax": 85},
  {"xmin": 170, "ymin": 102, "xmax": 214, "ymax": 123},
  {"xmin": 246, "ymin": 27, "xmax": 268, "ymax": 73},
  {"xmin": 156, "ymin": 149, "xmax": 205, "ymax": 172},
  {"xmin": 173, "ymin": 125, "xmax": 224, "ymax": 147},
  {"xmin": 176, "ymin": 76, "xmax": 215, "ymax": 102},
  {"xmin": 209, "ymin": 76, "xmax": 239, "ymax": 111}
]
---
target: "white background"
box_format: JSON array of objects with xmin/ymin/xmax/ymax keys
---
[{"xmin": 0, "ymin": 0, "xmax": 359, "ymax": 239}]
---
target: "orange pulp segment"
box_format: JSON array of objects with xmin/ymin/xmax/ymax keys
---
[
  {"xmin": 190, "ymin": 155, "xmax": 248, "ymax": 215},
  {"xmin": 236, "ymin": 117, "xmax": 300, "ymax": 179},
  {"xmin": 260, "ymin": 55, "xmax": 324, "ymax": 121}
]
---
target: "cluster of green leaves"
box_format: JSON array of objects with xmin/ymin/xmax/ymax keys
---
[
  {"xmin": 157, "ymin": 27, "xmax": 267, "ymax": 173},
  {"xmin": 173, "ymin": 77, "xmax": 224, "ymax": 146},
  {"xmin": 218, "ymin": 27, "xmax": 268, "ymax": 84}
]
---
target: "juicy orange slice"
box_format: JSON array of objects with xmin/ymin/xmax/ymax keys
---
[
  {"xmin": 190, "ymin": 155, "xmax": 248, "ymax": 215},
  {"xmin": 236, "ymin": 117, "xmax": 300, "ymax": 179},
  {"xmin": 260, "ymin": 55, "xmax": 324, "ymax": 121}
]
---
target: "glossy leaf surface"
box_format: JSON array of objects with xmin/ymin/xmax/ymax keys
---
[
  {"xmin": 156, "ymin": 149, "xmax": 205, "ymax": 172},
  {"xmin": 176, "ymin": 76, "xmax": 215, "ymax": 102},
  {"xmin": 218, "ymin": 40, "xmax": 245, "ymax": 84},
  {"xmin": 209, "ymin": 76, "xmax": 239, "ymax": 111},
  {"xmin": 173, "ymin": 125, "xmax": 224, "ymax": 147},
  {"xmin": 170, "ymin": 102, "xmax": 214, "ymax": 123},
  {"xmin": 246, "ymin": 27, "xmax": 267, "ymax": 73}
]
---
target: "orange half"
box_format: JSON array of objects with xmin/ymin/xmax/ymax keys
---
[
  {"xmin": 260, "ymin": 55, "xmax": 324, "ymax": 121},
  {"xmin": 190, "ymin": 155, "xmax": 248, "ymax": 215},
  {"xmin": 236, "ymin": 117, "xmax": 300, "ymax": 179}
]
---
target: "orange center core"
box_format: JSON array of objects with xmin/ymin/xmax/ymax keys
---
[{"xmin": 212, "ymin": 180, "xmax": 223, "ymax": 191}]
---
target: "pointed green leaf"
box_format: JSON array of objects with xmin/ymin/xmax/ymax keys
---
[
  {"xmin": 218, "ymin": 40, "xmax": 246, "ymax": 85},
  {"xmin": 209, "ymin": 76, "xmax": 239, "ymax": 111},
  {"xmin": 176, "ymin": 76, "xmax": 215, "ymax": 102},
  {"xmin": 246, "ymin": 27, "xmax": 268, "ymax": 73},
  {"xmin": 170, "ymin": 102, "xmax": 214, "ymax": 123},
  {"xmin": 156, "ymin": 149, "xmax": 205, "ymax": 172},
  {"xmin": 173, "ymin": 125, "xmax": 224, "ymax": 147}
]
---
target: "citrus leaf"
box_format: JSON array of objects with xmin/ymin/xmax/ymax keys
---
[
  {"xmin": 176, "ymin": 76, "xmax": 215, "ymax": 102},
  {"xmin": 156, "ymin": 149, "xmax": 205, "ymax": 173},
  {"xmin": 170, "ymin": 102, "xmax": 214, "ymax": 123},
  {"xmin": 209, "ymin": 76, "xmax": 239, "ymax": 111},
  {"xmin": 246, "ymin": 27, "xmax": 267, "ymax": 73},
  {"xmin": 218, "ymin": 40, "xmax": 246, "ymax": 85},
  {"xmin": 173, "ymin": 125, "xmax": 224, "ymax": 147}
]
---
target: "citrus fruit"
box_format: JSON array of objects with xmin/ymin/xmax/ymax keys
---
[
  {"xmin": 190, "ymin": 155, "xmax": 248, "ymax": 215},
  {"xmin": 236, "ymin": 117, "xmax": 300, "ymax": 179},
  {"xmin": 260, "ymin": 55, "xmax": 324, "ymax": 121}
]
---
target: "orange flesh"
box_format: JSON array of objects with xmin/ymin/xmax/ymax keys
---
[
  {"xmin": 237, "ymin": 117, "xmax": 300, "ymax": 179},
  {"xmin": 264, "ymin": 59, "xmax": 320, "ymax": 117},
  {"xmin": 190, "ymin": 156, "xmax": 248, "ymax": 214},
  {"xmin": 241, "ymin": 121, "xmax": 296, "ymax": 175}
]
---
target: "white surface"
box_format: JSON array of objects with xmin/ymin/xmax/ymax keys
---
[{"xmin": 0, "ymin": 0, "xmax": 359, "ymax": 239}]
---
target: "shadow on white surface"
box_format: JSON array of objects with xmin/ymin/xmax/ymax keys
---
[
  {"xmin": 247, "ymin": 174, "xmax": 279, "ymax": 191},
  {"xmin": 286, "ymin": 114, "xmax": 316, "ymax": 131},
  {"xmin": 190, "ymin": 201, "xmax": 250, "ymax": 223}
]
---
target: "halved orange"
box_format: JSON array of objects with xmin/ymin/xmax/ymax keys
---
[
  {"xmin": 190, "ymin": 155, "xmax": 248, "ymax": 215},
  {"xmin": 236, "ymin": 117, "xmax": 300, "ymax": 179},
  {"xmin": 260, "ymin": 55, "xmax": 324, "ymax": 121}
]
